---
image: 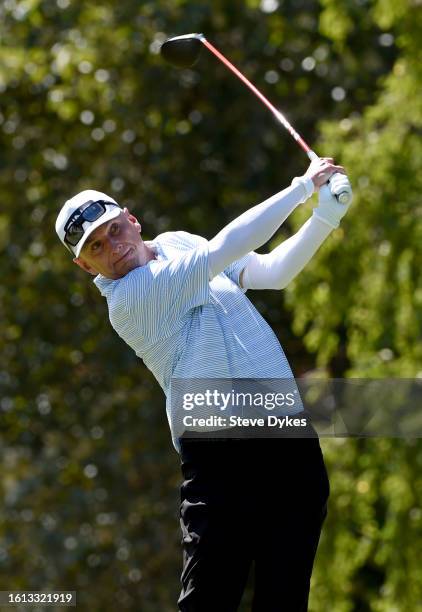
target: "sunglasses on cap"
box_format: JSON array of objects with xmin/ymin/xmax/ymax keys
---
[{"xmin": 64, "ymin": 200, "xmax": 120, "ymax": 248}]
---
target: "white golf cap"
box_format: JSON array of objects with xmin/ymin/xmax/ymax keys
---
[{"xmin": 55, "ymin": 189, "xmax": 122, "ymax": 257}]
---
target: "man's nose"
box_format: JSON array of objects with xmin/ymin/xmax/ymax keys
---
[{"xmin": 108, "ymin": 236, "xmax": 124, "ymax": 254}]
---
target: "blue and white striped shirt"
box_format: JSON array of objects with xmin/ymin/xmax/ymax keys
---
[{"xmin": 94, "ymin": 231, "xmax": 300, "ymax": 451}]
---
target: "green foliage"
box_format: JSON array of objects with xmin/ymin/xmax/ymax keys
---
[
  {"xmin": 288, "ymin": 0, "xmax": 422, "ymax": 379},
  {"xmin": 0, "ymin": 0, "xmax": 420, "ymax": 610}
]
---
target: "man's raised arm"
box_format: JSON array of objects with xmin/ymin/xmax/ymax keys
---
[
  {"xmin": 208, "ymin": 157, "xmax": 347, "ymax": 279},
  {"xmin": 240, "ymin": 176, "xmax": 353, "ymax": 290}
]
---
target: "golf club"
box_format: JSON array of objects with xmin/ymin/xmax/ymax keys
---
[{"xmin": 161, "ymin": 33, "xmax": 352, "ymax": 205}]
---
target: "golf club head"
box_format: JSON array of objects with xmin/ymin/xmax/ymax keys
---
[{"xmin": 160, "ymin": 33, "xmax": 204, "ymax": 68}]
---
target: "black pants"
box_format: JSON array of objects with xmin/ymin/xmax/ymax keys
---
[{"xmin": 178, "ymin": 435, "xmax": 329, "ymax": 612}]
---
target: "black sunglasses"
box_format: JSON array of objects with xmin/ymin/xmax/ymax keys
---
[{"xmin": 64, "ymin": 200, "xmax": 119, "ymax": 248}]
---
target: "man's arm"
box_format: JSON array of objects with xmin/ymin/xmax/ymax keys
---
[
  {"xmin": 208, "ymin": 157, "xmax": 346, "ymax": 279},
  {"xmin": 239, "ymin": 177, "xmax": 353, "ymax": 290}
]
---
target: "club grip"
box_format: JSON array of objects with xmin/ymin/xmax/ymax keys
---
[
  {"xmin": 307, "ymin": 152, "xmax": 352, "ymax": 205},
  {"xmin": 328, "ymin": 172, "xmax": 352, "ymax": 205},
  {"xmin": 336, "ymin": 187, "xmax": 352, "ymax": 205}
]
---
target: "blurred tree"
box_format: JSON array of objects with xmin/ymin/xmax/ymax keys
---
[{"xmin": 286, "ymin": 0, "xmax": 422, "ymax": 609}]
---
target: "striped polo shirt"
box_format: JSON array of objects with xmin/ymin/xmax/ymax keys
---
[{"xmin": 94, "ymin": 231, "xmax": 301, "ymax": 451}]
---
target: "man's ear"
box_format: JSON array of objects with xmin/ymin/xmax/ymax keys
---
[
  {"xmin": 123, "ymin": 207, "xmax": 142, "ymax": 233},
  {"xmin": 73, "ymin": 256, "xmax": 97, "ymax": 275}
]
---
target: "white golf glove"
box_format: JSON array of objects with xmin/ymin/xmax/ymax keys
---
[{"xmin": 314, "ymin": 174, "xmax": 353, "ymax": 229}]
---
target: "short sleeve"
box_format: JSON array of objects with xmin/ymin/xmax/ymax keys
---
[
  {"xmin": 224, "ymin": 252, "xmax": 253, "ymax": 292},
  {"xmin": 123, "ymin": 242, "xmax": 210, "ymax": 341}
]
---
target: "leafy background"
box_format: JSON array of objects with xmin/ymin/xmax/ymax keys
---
[{"xmin": 0, "ymin": 0, "xmax": 421, "ymax": 610}]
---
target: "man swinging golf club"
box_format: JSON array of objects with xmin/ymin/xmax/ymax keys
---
[{"xmin": 56, "ymin": 154, "xmax": 352, "ymax": 611}]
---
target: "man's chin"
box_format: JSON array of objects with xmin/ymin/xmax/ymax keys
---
[
  {"xmin": 112, "ymin": 255, "xmax": 142, "ymax": 278},
  {"xmin": 123, "ymin": 260, "xmax": 141, "ymax": 275}
]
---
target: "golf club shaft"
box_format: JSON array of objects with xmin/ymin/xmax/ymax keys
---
[
  {"xmin": 201, "ymin": 38, "xmax": 314, "ymax": 158},
  {"xmin": 200, "ymin": 37, "xmax": 352, "ymax": 204}
]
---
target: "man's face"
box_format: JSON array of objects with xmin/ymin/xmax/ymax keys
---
[{"xmin": 73, "ymin": 208, "xmax": 153, "ymax": 280}]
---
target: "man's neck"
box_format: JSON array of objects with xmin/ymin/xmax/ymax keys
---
[{"xmin": 144, "ymin": 242, "xmax": 158, "ymax": 263}]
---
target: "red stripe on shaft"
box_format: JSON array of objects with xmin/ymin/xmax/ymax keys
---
[{"xmin": 201, "ymin": 38, "xmax": 311, "ymax": 155}]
